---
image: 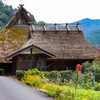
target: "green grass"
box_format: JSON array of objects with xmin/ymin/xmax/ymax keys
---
[{"xmin": 61, "ymin": 86, "xmax": 100, "ymax": 100}]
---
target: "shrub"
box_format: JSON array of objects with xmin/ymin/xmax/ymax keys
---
[
  {"xmin": 44, "ymin": 71, "xmax": 61, "ymax": 84},
  {"xmin": 21, "ymin": 74, "xmax": 47, "ymax": 88},
  {"xmin": 41, "ymin": 83, "xmax": 74, "ymax": 99},
  {"xmin": 95, "ymin": 82, "xmax": 100, "ymax": 91},
  {"xmin": 80, "ymin": 73, "xmax": 94, "ymax": 89},
  {"xmin": 0, "ymin": 68, "xmax": 4, "ymax": 76},
  {"xmin": 16, "ymin": 70, "xmax": 25, "ymax": 80},
  {"xmin": 60, "ymin": 70, "xmax": 73, "ymax": 83},
  {"xmin": 25, "ymin": 68, "xmax": 44, "ymax": 78},
  {"xmin": 41, "ymin": 83, "xmax": 64, "ymax": 98},
  {"xmin": 44, "ymin": 70, "xmax": 73, "ymax": 84},
  {"xmin": 81, "ymin": 61, "xmax": 92, "ymax": 73},
  {"xmin": 95, "ymin": 67, "xmax": 100, "ymax": 82}
]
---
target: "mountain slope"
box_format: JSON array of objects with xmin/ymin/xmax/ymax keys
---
[
  {"xmin": 75, "ymin": 18, "xmax": 100, "ymax": 36},
  {"xmin": 85, "ymin": 29, "xmax": 100, "ymax": 46}
]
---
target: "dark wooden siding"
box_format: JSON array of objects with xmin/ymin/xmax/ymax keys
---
[
  {"xmin": 46, "ymin": 59, "xmax": 93, "ymax": 71},
  {"xmin": 13, "ymin": 54, "xmax": 46, "ymax": 72}
]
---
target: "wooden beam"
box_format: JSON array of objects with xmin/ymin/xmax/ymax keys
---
[
  {"xmin": 54, "ymin": 23, "xmax": 58, "ymax": 31},
  {"xmin": 43, "ymin": 23, "xmax": 47, "ymax": 32},
  {"xmin": 19, "ymin": 4, "xmax": 24, "ymax": 7},
  {"xmin": 28, "ymin": 22, "xmax": 82, "ymax": 26},
  {"xmin": 31, "ymin": 24, "xmax": 35, "ymax": 32},
  {"xmin": 77, "ymin": 22, "xmax": 81, "ymax": 31},
  {"xmin": 28, "ymin": 22, "xmax": 35, "ymax": 32},
  {"xmin": 65, "ymin": 23, "xmax": 70, "ymax": 32}
]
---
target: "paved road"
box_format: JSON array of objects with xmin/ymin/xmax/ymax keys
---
[{"xmin": 0, "ymin": 76, "xmax": 54, "ymax": 100}]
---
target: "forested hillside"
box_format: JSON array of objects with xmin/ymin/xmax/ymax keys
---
[
  {"xmin": 85, "ymin": 29, "xmax": 100, "ymax": 47},
  {"xmin": 0, "ymin": 1, "xmax": 14, "ymax": 30}
]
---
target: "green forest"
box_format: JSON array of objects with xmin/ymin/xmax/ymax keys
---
[
  {"xmin": 85, "ymin": 29, "xmax": 100, "ymax": 47},
  {"xmin": 0, "ymin": 1, "xmax": 14, "ymax": 30}
]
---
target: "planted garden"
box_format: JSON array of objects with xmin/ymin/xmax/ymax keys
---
[{"xmin": 16, "ymin": 48, "xmax": 100, "ymax": 100}]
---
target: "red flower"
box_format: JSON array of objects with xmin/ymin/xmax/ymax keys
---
[{"xmin": 76, "ymin": 64, "xmax": 81, "ymax": 69}]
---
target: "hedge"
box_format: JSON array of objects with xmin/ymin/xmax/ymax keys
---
[
  {"xmin": 16, "ymin": 70, "xmax": 25, "ymax": 80},
  {"xmin": 0, "ymin": 69, "xmax": 4, "ymax": 76}
]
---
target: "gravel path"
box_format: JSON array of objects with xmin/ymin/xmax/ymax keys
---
[{"xmin": 0, "ymin": 76, "xmax": 54, "ymax": 100}]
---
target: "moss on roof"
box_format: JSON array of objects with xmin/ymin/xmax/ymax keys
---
[{"xmin": 0, "ymin": 27, "xmax": 29, "ymax": 62}]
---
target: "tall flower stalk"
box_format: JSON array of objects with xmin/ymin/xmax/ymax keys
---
[{"xmin": 75, "ymin": 64, "xmax": 81, "ymax": 94}]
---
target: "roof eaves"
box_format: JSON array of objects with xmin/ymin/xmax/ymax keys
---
[
  {"xmin": 4, "ymin": 44, "xmax": 55, "ymax": 60},
  {"xmin": 4, "ymin": 44, "xmax": 33, "ymax": 60},
  {"xmin": 33, "ymin": 45, "xmax": 56, "ymax": 58}
]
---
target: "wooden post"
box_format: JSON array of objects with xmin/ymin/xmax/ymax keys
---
[{"xmin": 31, "ymin": 48, "xmax": 33, "ymax": 69}]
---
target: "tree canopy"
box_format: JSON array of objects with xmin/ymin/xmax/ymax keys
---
[{"xmin": 0, "ymin": 1, "xmax": 14, "ymax": 30}]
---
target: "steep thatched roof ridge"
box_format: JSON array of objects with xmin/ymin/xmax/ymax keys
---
[
  {"xmin": 5, "ymin": 5, "xmax": 33, "ymax": 28},
  {"xmin": 29, "ymin": 26, "xmax": 82, "ymax": 32},
  {"xmin": 13, "ymin": 4, "xmax": 30, "ymax": 16}
]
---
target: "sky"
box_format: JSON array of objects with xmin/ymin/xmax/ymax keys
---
[{"xmin": 2, "ymin": 0, "xmax": 100, "ymax": 23}]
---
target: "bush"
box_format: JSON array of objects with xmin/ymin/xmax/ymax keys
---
[
  {"xmin": 95, "ymin": 82, "xmax": 100, "ymax": 91},
  {"xmin": 21, "ymin": 74, "xmax": 47, "ymax": 88},
  {"xmin": 16, "ymin": 70, "xmax": 25, "ymax": 80},
  {"xmin": 25, "ymin": 68, "xmax": 44, "ymax": 78},
  {"xmin": 0, "ymin": 68, "xmax": 4, "ymax": 76},
  {"xmin": 44, "ymin": 71, "xmax": 62, "ymax": 84},
  {"xmin": 81, "ymin": 61, "xmax": 92, "ymax": 73},
  {"xmin": 60, "ymin": 70, "xmax": 73, "ymax": 83},
  {"xmin": 80, "ymin": 73, "xmax": 94, "ymax": 89},
  {"xmin": 44, "ymin": 70, "xmax": 73, "ymax": 84}
]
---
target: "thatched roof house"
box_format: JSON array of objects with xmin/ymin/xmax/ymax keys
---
[
  {"xmin": 0, "ymin": 5, "xmax": 99, "ymax": 74},
  {"xmin": 5, "ymin": 22, "xmax": 99, "ymax": 73}
]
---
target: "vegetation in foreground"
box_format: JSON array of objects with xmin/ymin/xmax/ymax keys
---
[{"xmin": 15, "ymin": 48, "xmax": 100, "ymax": 100}]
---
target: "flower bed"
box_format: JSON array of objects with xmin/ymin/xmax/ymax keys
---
[{"xmin": 16, "ymin": 67, "xmax": 100, "ymax": 100}]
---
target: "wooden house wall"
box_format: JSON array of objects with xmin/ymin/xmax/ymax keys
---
[
  {"xmin": 46, "ymin": 59, "xmax": 93, "ymax": 71},
  {"xmin": 12, "ymin": 54, "xmax": 93, "ymax": 74},
  {"xmin": 12, "ymin": 54, "xmax": 46, "ymax": 74}
]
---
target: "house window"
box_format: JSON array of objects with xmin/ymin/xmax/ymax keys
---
[
  {"xmin": 37, "ymin": 61, "xmax": 41, "ymax": 68},
  {"xmin": 37, "ymin": 61, "xmax": 45, "ymax": 68}
]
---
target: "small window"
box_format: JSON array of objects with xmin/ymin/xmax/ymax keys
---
[
  {"xmin": 41, "ymin": 61, "xmax": 45, "ymax": 68},
  {"xmin": 37, "ymin": 61, "xmax": 41, "ymax": 68},
  {"xmin": 37, "ymin": 61, "xmax": 45, "ymax": 68}
]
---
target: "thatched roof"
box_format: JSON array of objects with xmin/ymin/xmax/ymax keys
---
[
  {"xmin": 0, "ymin": 27, "xmax": 29, "ymax": 62},
  {"xmin": 0, "ymin": 4, "xmax": 33, "ymax": 62},
  {"xmin": 1, "ymin": 5, "xmax": 98, "ymax": 62},
  {"xmin": 6, "ymin": 4, "xmax": 33, "ymax": 28},
  {"xmin": 4, "ymin": 41, "xmax": 56, "ymax": 60},
  {"xmin": 25, "ymin": 30, "xmax": 98, "ymax": 60},
  {"xmin": 4, "ymin": 24, "xmax": 99, "ymax": 61}
]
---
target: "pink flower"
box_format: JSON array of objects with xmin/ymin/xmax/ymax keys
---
[{"xmin": 76, "ymin": 64, "xmax": 81, "ymax": 69}]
